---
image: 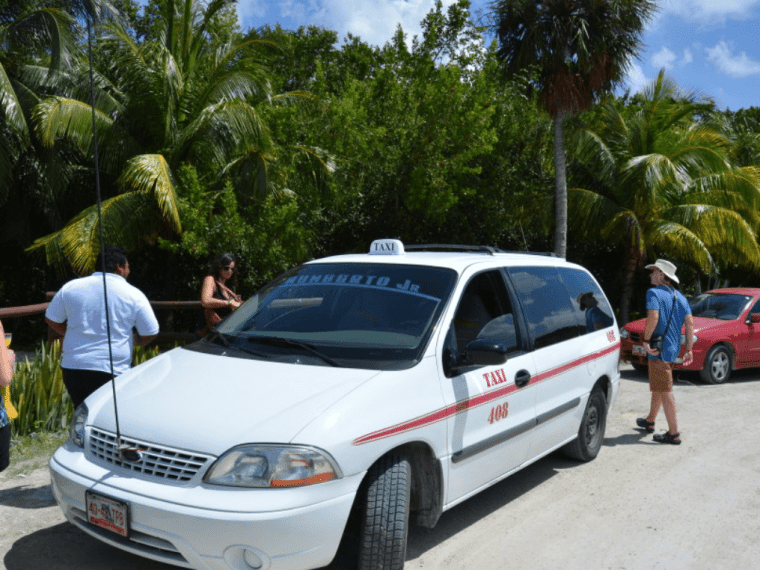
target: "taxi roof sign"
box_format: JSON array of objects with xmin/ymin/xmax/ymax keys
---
[{"xmin": 369, "ymin": 239, "xmax": 405, "ymax": 255}]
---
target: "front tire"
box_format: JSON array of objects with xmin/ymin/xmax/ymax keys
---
[
  {"xmin": 563, "ymin": 390, "xmax": 607, "ymax": 461},
  {"xmin": 358, "ymin": 454, "xmax": 411, "ymax": 570},
  {"xmin": 700, "ymin": 345, "xmax": 731, "ymax": 384}
]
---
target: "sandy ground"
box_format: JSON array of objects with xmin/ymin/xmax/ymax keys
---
[{"xmin": 1, "ymin": 364, "xmax": 759, "ymax": 570}]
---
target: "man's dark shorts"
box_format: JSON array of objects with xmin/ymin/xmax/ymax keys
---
[{"xmin": 62, "ymin": 368, "xmax": 114, "ymax": 408}]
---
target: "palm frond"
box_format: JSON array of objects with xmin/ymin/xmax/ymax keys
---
[
  {"xmin": 660, "ymin": 204, "xmax": 760, "ymax": 271},
  {"xmin": 26, "ymin": 191, "xmax": 163, "ymax": 275},
  {"xmin": 32, "ymin": 96, "xmax": 142, "ymax": 175},
  {"xmin": 643, "ymin": 219, "xmax": 714, "ymax": 274},
  {"xmin": 117, "ymin": 154, "xmax": 181, "ymax": 233},
  {"xmin": 0, "ymin": 62, "xmax": 29, "ymax": 142},
  {"xmin": 567, "ymin": 187, "xmax": 625, "ymax": 236}
]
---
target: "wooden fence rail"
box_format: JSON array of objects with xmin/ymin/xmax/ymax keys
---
[{"xmin": 0, "ymin": 294, "xmax": 202, "ymax": 344}]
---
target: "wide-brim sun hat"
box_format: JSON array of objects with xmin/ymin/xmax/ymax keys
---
[{"xmin": 645, "ymin": 259, "xmax": 679, "ymax": 284}]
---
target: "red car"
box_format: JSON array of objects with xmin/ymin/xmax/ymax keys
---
[{"xmin": 620, "ymin": 288, "xmax": 760, "ymax": 383}]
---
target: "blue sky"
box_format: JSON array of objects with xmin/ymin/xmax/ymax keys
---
[{"xmin": 159, "ymin": 1, "xmax": 760, "ymax": 111}]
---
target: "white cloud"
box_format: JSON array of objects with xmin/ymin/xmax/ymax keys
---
[
  {"xmin": 239, "ymin": 0, "xmax": 459, "ymax": 47},
  {"xmin": 236, "ymin": 0, "xmax": 267, "ymax": 24},
  {"xmin": 623, "ymin": 61, "xmax": 648, "ymax": 95},
  {"xmin": 681, "ymin": 49, "xmax": 693, "ymax": 65},
  {"xmin": 706, "ymin": 41, "xmax": 760, "ymax": 78},
  {"xmin": 659, "ymin": 0, "xmax": 760, "ymax": 23},
  {"xmin": 652, "ymin": 46, "xmax": 677, "ymax": 70}
]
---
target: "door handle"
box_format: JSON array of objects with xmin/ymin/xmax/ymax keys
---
[{"xmin": 515, "ymin": 370, "xmax": 531, "ymax": 388}]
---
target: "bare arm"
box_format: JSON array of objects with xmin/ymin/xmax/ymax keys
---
[
  {"xmin": 682, "ymin": 314, "xmax": 694, "ymax": 366},
  {"xmin": 46, "ymin": 317, "xmax": 67, "ymax": 338},
  {"xmin": 134, "ymin": 333, "xmax": 158, "ymax": 347},
  {"xmin": 643, "ymin": 309, "xmax": 660, "ymax": 355},
  {"xmin": 0, "ymin": 320, "xmax": 15, "ymax": 387},
  {"xmin": 200, "ymin": 275, "xmax": 241, "ymax": 310}
]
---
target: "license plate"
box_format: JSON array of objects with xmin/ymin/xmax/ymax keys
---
[
  {"xmin": 632, "ymin": 345, "xmax": 646, "ymax": 355},
  {"xmin": 86, "ymin": 490, "xmax": 129, "ymax": 537}
]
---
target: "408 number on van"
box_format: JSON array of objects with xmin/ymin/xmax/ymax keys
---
[{"xmin": 488, "ymin": 402, "xmax": 509, "ymax": 424}]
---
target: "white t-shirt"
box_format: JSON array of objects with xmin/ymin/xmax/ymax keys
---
[{"xmin": 46, "ymin": 273, "xmax": 159, "ymax": 375}]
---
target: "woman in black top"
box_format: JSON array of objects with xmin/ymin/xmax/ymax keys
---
[{"xmin": 199, "ymin": 253, "xmax": 242, "ymax": 334}]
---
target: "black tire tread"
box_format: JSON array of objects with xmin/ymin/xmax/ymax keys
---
[{"xmin": 358, "ymin": 454, "xmax": 411, "ymax": 570}]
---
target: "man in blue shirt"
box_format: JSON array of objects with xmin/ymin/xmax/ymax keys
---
[{"xmin": 636, "ymin": 259, "xmax": 694, "ymax": 445}]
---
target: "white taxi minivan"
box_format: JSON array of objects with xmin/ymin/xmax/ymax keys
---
[{"xmin": 50, "ymin": 240, "xmax": 620, "ymax": 570}]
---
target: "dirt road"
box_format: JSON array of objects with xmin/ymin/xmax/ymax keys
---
[{"xmin": 2, "ymin": 365, "xmax": 759, "ymax": 570}]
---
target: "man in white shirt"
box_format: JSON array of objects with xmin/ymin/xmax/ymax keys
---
[{"xmin": 46, "ymin": 245, "xmax": 159, "ymax": 407}]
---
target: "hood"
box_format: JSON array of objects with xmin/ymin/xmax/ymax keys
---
[
  {"xmin": 624, "ymin": 316, "xmax": 736, "ymax": 336},
  {"xmin": 86, "ymin": 347, "xmax": 381, "ymax": 455}
]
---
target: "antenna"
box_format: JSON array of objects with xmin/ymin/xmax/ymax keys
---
[{"xmin": 86, "ymin": 14, "xmax": 135, "ymax": 462}]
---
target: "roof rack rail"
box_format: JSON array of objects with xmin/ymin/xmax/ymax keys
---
[
  {"xmin": 405, "ymin": 244, "xmax": 504, "ymax": 255},
  {"xmin": 404, "ymin": 244, "xmax": 557, "ymax": 257},
  {"xmin": 498, "ymin": 250, "xmax": 558, "ymax": 257}
]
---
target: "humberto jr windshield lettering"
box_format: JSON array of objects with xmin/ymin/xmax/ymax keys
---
[{"xmin": 218, "ymin": 263, "xmax": 457, "ymax": 369}]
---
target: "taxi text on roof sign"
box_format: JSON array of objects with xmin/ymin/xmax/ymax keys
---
[{"xmin": 369, "ymin": 239, "xmax": 405, "ymax": 255}]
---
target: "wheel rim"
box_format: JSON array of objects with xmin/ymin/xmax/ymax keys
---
[
  {"xmin": 585, "ymin": 404, "xmax": 599, "ymax": 447},
  {"xmin": 711, "ymin": 351, "xmax": 729, "ymax": 381}
]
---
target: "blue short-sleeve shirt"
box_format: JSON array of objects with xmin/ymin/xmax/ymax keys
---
[{"xmin": 645, "ymin": 285, "xmax": 691, "ymax": 362}]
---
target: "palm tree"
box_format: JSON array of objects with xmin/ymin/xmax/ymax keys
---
[
  {"xmin": 27, "ymin": 0, "xmax": 310, "ymax": 274},
  {"xmin": 569, "ymin": 71, "xmax": 760, "ymax": 322},
  {"xmin": 490, "ymin": 0, "xmax": 656, "ymax": 258},
  {"xmin": 0, "ymin": 0, "xmax": 82, "ymax": 239}
]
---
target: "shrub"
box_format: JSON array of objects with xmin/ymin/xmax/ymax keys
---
[{"xmin": 7, "ymin": 341, "xmax": 160, "ymax": 437}]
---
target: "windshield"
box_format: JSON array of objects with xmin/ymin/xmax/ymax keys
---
[
  {"xmin": 208, "ymin": 262, "xmax": 457, "ymax": 369},
  {"xmin": 690, "ymin": 293, "xmax": 752, "ymax": 320}
]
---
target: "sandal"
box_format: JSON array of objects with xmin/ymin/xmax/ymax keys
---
[
  {"xmin": 636, "ymin": 418, "xmax": 655, "ymax": 433},
  {"xmin": 653, "ymin": 432, "xmax": 681, "ymax": 445}
]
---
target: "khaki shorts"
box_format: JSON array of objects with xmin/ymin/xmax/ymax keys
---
[{"xmin": 648, "ymin": 358, "xmax": 674, "ymax": 392}]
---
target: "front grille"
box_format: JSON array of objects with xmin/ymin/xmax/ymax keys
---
[{"xmin": 88, "ymin": 428, "xmax": 213, "ymax": 482}]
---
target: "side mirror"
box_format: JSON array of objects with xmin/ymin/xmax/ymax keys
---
[
  {"xmin": 465, "ymin": 339, "xmax": 510, "ymax": 366},
  {"xmin": 751, "ymin": 314, "xmax": 760, "ymax": 323},
  {"xmin": 447, "ymin": 338, "xmax": 509, "ymax": 375}
]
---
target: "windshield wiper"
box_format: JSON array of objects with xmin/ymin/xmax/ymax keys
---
[
  {"xmin": 207, "ymin": 331, "xmax": 270, "ymax": 358},
  {"xmin": 208, "ymin": 330, "xmax": 230, "ymax": 347},
  {"xmin": 248, "ymin": 336, "xmax": 341, "ymax": 367}
]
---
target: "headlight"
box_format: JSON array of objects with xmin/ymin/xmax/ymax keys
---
[
  {"xmin": 204, "ymin": 445, "xmax": 342, "ymax": 488},
  {"xmin": 70, "ymin": 403, "xmax": 88, "ymax": 448},
  {"xmin": 619, "ymin": 328, "xmax": 629, "ymax": 339}
]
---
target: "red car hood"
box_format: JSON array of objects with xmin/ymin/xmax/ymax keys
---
[{"xmin": 624, "ymin": 316, "xmax": 739, "ymax": 335}]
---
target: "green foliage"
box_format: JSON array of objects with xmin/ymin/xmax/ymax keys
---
[
  {"xmin": 6, "ymin": 340, "xmax": 160, "ymax": 437},
  {"xmin": 568, "ymin": 71, "xmax": 760, "ymax": 321},
  {"xmin": 8, "ymin": 340, "xmax": 72, "ymax": 437},
  {"xmin": 156, "ymin": 163, "xmax": 313, "ymax": 296},
  {"xmin": 25, "ymin": 0, "xmax": 307, "ymax": 275}
]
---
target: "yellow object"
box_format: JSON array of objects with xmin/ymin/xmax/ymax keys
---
[{"xmin": 2, "ymin": 384, "xmax": 17, "ymax": 420}]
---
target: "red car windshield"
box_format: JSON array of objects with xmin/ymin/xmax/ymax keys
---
[{"xmin": 690, "ymin": 293, "xmax": 752, "ymax": 320}]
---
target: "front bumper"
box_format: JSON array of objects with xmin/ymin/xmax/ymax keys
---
[{"xmin": 49, "ymin": 441, "xmax": 362, "ymax": 570}]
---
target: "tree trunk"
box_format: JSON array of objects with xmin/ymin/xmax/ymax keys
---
[
  {"xmin": 619, "ymin": 248, "xmax": 639, "ymax": 324},
  {"xmin": 553, "ymin": 112, "xmax": 567, "ymax": 259}
]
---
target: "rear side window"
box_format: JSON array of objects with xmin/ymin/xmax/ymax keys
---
[
  {"xmin": 507, "ymin": 267, "xmax": 582, "ymax": 349},
  {"xmin": 557, "ymin": 267, "xmax": 615, "ymax": 334}
]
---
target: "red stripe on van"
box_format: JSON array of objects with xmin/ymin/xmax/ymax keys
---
[{"xmin": 352, "ymin": 342, "xmax": 620, "ymax": 445}]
